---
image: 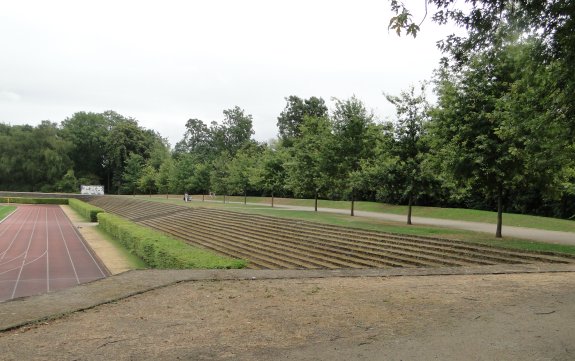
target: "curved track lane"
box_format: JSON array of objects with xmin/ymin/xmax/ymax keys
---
[{"xmin": 0, "ymin": 205, "xmax": 108, "ymax": 302}]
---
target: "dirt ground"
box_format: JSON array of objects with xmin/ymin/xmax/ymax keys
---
[{"xmin": 1, "ymin": 271, "xmax": 574, "ymax": 361}]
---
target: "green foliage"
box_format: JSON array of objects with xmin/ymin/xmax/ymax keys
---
[
  {"xmin": 286, "ymin": 115, "xmax": 336, "ymax": 200},
  {"xmin": 139, "ymin": 164, "xmax": 157, "ymax": 196},
  {"xmin": 252, "ymin": 143, "xmax": 289, "ymax": 198},
  {"xmin": 277, "ymin": 95, "xmax": 328, "ymax": 146},
  {"xmin": 121, "ymin": 153, "xmax": 145, "ymax": 195},
  {"xmin": 56, "ymin": 169, "xmax": 79, "ymax": 193},
  {"xmin": 384, "ymin": 84, "xmax": 431, "ymax": 223},
  {"xmin": 68, "ymin": 198, "xmax": 104, "ymax": 222},
  {"xmin": 60, "ymin": 112, "xmax": 109, "ymax": 184},
  {"xmin": 97, "ymin": 212, "xmax": 246, "ymax": 269},
  {"xmin": 0, "ymin": 197, "xmax": 68, "ymax": 205},
  {"xmin": 332, "ymin": 96, "xmax": 378, "ymax": 206},
  {"xmin": 431, "ymin": 38, "xmax": 573, "ymax": 235},
  {"xmin": 156, "ymin": 158, "xmax": 176, "ymax": 196},
  {"xmin": 0, "ymin": 121, "xmax": 72, "ymax": 191}
]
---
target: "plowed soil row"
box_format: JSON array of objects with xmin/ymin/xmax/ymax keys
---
[{"xmin": 88, "ymin": 196, "xmax": 575, "ymax": 270}]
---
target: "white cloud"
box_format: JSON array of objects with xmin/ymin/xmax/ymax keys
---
[
  {"xmin": 0, "ymin": 91, "xmax": 21, "ymax": 102},
  {"xmin": 0, "ymin": 0, "xmax": 462, "ymax": 146}
]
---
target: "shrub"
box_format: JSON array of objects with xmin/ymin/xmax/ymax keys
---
[
  {"xmin": 97, "ymin": 213, "xmax": 246, "ymax": 269},
  {"xmin": 0, "ymin": 197, "xmax": 68, "ymax": 205},
  {"xmin": 68, "ymin": 198, "xmax": 104, "ymax": 222}
]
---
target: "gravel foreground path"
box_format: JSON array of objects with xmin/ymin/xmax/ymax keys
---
[{"xmin": 1, "ymin": 266, "xmax": 574, "ymax": 360}]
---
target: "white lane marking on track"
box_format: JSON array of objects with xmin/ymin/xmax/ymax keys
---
[
  {"xmin": 0, "ymin": 251, "xmax": 26, "ymax": 266},
  {"xmin": 0, "ymin": 250, "xmax": 47, "ymax": 276},
  {"xmin": 46, "ymin": 208, "xmax": 50, "ymax": 292},
  {"xmin": 10, "ymin": 207, "xmax": 40, "ymax": 299},
  {"xmin": 55, "ymin": 207, "xmax": 80, "ymax": 284},
  {"xmin": 58, "ymin": 207, "xmax": 108, "ymax": 278},
  {"xmin": 0, "ymin": 207, "xmax": 34, "ymax": 260}
]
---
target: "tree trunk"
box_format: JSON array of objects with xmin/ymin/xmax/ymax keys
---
[
  {"xmin": 407, "ymin": 192, "xmax": 413, "ymax": 225},
  {"xmin": 496, "ymin": 186, "xmax": 503, "ymax": 238},
  {"xmin": 202, "ymin": 193, "xmax": 205, "ymax": 202},
  {"xmin": 271, "ymin": 192, "xmax": 274, "ymax": 208},
  {"xmin": 314, "ymin": 192, "xmax": 318, "ymax": 212},
  {"xmin": 223, "ymin": 194, "xmax": 226, "ymax": 204},
  {"xmin": 244, "ymin": 190, "xmax": 247, "ymax": 205}
]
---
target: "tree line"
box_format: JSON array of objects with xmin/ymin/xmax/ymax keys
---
[{"xmin": 1, "ymin": 10, "xmax": 575, "ymax": 236}]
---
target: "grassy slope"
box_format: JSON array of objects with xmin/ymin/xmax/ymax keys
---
[
  {"xmin": 185, "ymin": 195, "xmax": 575, "ymax": 233},
  {"xmin": 137, "ymin": 196, "xmax": 575, "ymax": 256},
  {"xmin": 0, "ymin": 205, "xmax": 16, "ymax": 221}
]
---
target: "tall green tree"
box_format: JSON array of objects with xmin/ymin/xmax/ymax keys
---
[
  {"xmin": 156, "ymin": 158, "xmax": 176, "ymax": 198},
  {"xmin": 139, "ymin": 164, "xmax": 158, "ymax": 197},
  {"xmin": 60, "ymin": 112, "xmax": 108, "ymax": 184},
  {"xmin": 174, "ymin": 118, "xmax": 212, "ymax": 157},
  {"xmin": 332, "ymin": 96, "xmax": 377, "ymax": 216},
  {"xmin": 286, "ymin": 116, "xmax": 336, "ymax": 211},
  {"xmin": 431, "ymin": 39, "xmax": 570, "ymax": 237},
  {"xmin": 252, "ymin": 142, "xmax": 289, "ymax": 207},
  {"xmin": 277, "ymin": 96, "xmax": 328, "ymax": 146},
  {"xmin": 385, "ymin": 84, "xmax": 430, "ymax": 224},
  {"xmin": 122, "ymin": 153, "xmax": 145, "ymax": 195}
]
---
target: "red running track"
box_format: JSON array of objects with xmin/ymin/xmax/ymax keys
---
[{"xmin": 0, "ymin": 205, "xmax": 109, "ymax": 302}]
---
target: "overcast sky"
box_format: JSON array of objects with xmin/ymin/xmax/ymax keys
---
[{"xmin": 1, "ymin": 0, "xmax": 459, "ymax": 147}]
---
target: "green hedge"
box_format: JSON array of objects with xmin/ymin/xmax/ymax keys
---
[
  {"xmin": 97, "ymin": 213, "xmax": 246, "ymax": 269},
  {"xmin": 0, "ymin": 197, "xmax": 68, "ymax": 205},
  {"xmin": 68, "ymin": 198, "xmax": 104, "ymax": 222}
]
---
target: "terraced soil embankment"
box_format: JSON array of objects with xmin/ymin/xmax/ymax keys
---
[{"xmin": 88, "ymin": 196, "xmax": 575, "ymax": 270}]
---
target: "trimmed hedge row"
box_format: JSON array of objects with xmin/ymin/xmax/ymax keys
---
[
  {"xmin": 0, "ymin": 197, "xmax": 68, "ymax": 205},
  {"xmin": 97, "ymin": 213, "xmax": 246, "ymax": 269},
  {"xmin": 69, "ymin": 198, "xmax": 104, "ymax": 222}
]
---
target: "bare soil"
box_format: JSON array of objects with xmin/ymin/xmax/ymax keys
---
[{"xmin": 1, "ymin": 271, "xmax": 574, "ymax": 360}]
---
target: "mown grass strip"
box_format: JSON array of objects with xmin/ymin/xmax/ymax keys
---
[
  {"xmin": 225, "ymin": 207, "xmax": 575, "ymax": 257},
  {"xmin": 68, "ymin": 198, "xmax": 104, "ymax": 222},
  {"xmin": 124, "ymin": 195, "xmax": 575, "ymax": 256},
  {"xmin": 97, "ymin": 212, "xmax": 246, "ymax": 269},
  {"xmin": 0, "ymin": 197, "xmax": 68, "ymax": 205},
  {"xmin": 145, "ymin": 195, "xmax": 575, "ymax": 233},
  {"xmin": 0, "ymin": 206, "xmax": 16, "ymax": 221}
]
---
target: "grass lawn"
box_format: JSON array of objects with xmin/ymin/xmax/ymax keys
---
[
  {"xmin": 231, "ymin": 207, "xmax": 575, "ymax": 256},
  {"xmin": 175, "ymin": 195, "xmax": 575, "ymax": 233},
  {"xmin": 0, "ymin": 205, "xmax": 16, "ymax": 221},
  {"xmin": 137, "ymin": 195, "xmax": 575, "ymax": 256}
]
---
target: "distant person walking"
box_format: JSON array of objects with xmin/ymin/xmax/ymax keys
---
[{"xmin": 184, "ymin": 192, "xmax": 189, "ymax": 202}]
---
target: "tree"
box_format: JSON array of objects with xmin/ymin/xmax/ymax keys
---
[
  {"xmin": 189, "ymin": 162, "xmax": 211, "ymax": 200},
  {"xmin": 227, "ymin": 147, "xmax": 259, "ymax": 204},
  {"xmin": 385, "ymin": 84, "xmax": 430, "ymax": 224},
  {"xmin": 56, "ymin": 169, "xmax": 79, "ymax": 193},
  {"xmin": 277, "ymin": 96, "xmax": 328, "ymax": 146},
  {"xmin": 252, "ymin": 142, "xmax": 289, "ymax": 207},
  {"xmin": 156, "ymin": 158, "xmax": 176, "ymax": 198},
  {"xmin": 388, "ymin": 0, "xmax": 575, "ymax": 137},
  {"xmin": 431, "ymin": 39, "xmax": 569, "ymax": 237},
  {"xmin": 332, "ymin": 96, "xmax": 377, "ymax": 216},
  {"xmin": 210, "ymin": 154, "xmax": 231, "ymax": 202},
  {"xmin": 219, "ymin": 106, "xmax": 255, "ymax": 156},
  {"xmin": 286, "ymin": 116, "xmax": 336, "ymax": 211},
  {"xmin": 139, "ymin": 164, "xmax": 158, "ymax": 197},
  {"xmin": 122, "ymin": 153, "xmax": 144, "ymax": 195},
  {"xmin": 174, "ymin": 118, "xmax": 212, "ymax": 157},
  {"xmin": 60, "ymin": 112, "xmax": 108, "ymax": 184}
]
